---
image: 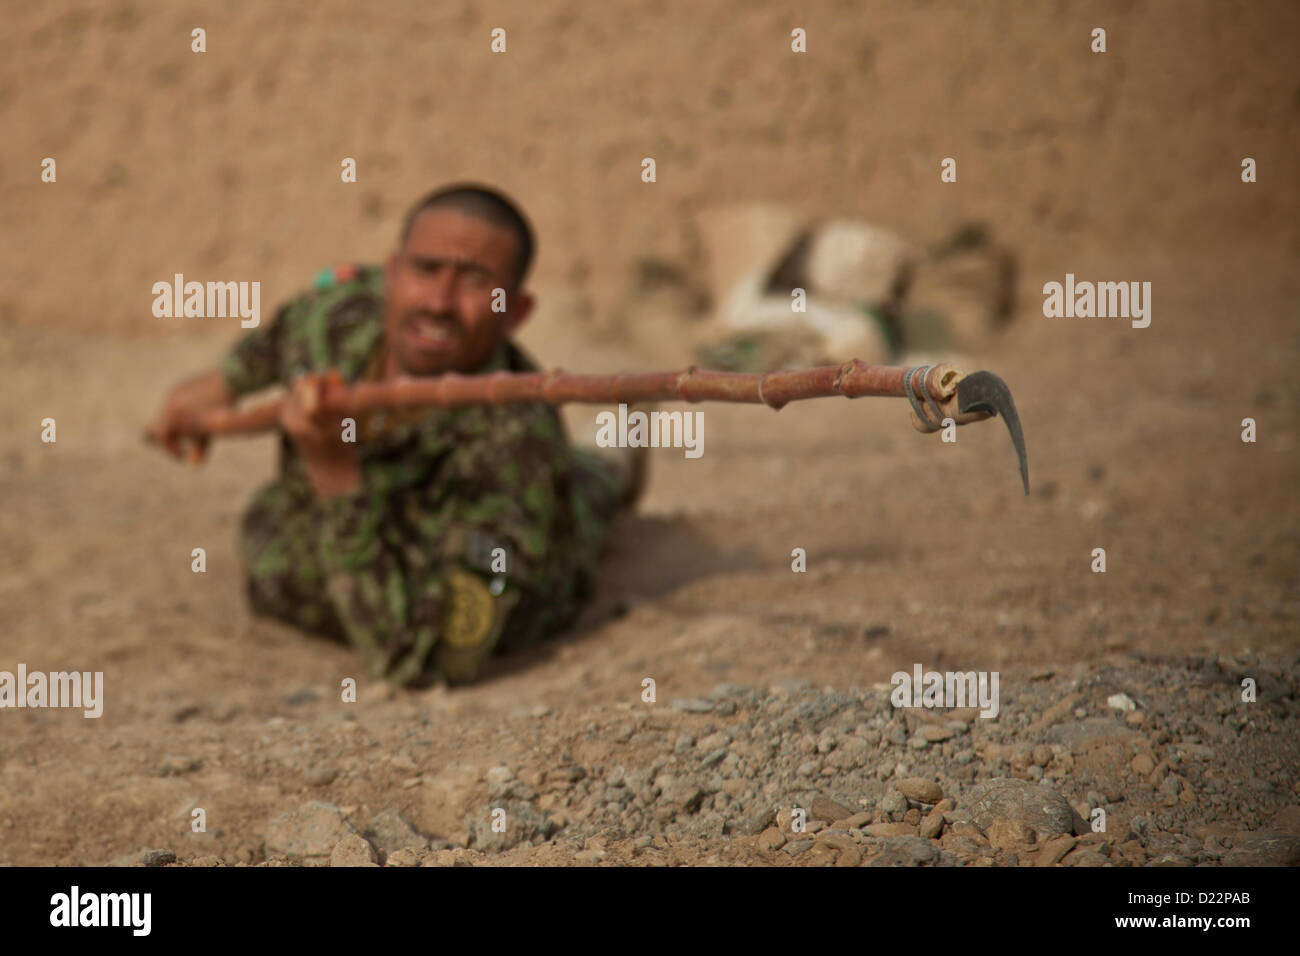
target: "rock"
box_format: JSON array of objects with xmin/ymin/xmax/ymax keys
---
[
  {"xmin": 831, "ymin": 812, "xmax": 873, "ymax": 829},
  {"xmin": 919, "ymin": 809, "xmax": 945, "ymax": 840},
  {"xmin": 670, "ymin": 698, "xmax": 714, "ymax": 713},
  {"xmin": 330, "ymin": 835, "xmax": 378, "ymax": 867},
  {"xmin": 1034, "ymin": 835, "xmax": 1077, "ymax": 866},
  {"xmin": 701, "ymin": 748, "xmax": 728, "ymax": 767},
  {"xmin": 385, "ymin": 847, "xmax": 428, "ymax": 867},
  {"xmin": 815, "ymin": 830, "xmax": 858, "ymax": 851},
  {"xmin": 922, "ymin": 725, "xmax": 953, "ymax": 742},
  {"xmin": 1221, "ymin": 833, "xmax": 1300, "ymax": 866},
  {"xmin": 805, "ymin": 220, "xmax": 913, "ymax": 305},
  {"xmin": 867, "ymin": 836, "xmax": 953, "ymax": 867},
  {"xmin": 698, "ymin": 732, "xmax": 731, "ymax": 751},
  {"xmin": 948, "ymin": 823, "xmax": 989, "ymax": 844},
  {"xmin": 140, "ymin": 849, "xmax": 176, "ymax": 867},
  {"xmin": 757, "ymin": 827, "xmax": 787, "ymax": 851},
  {"xmin": 1106, "ymin": 693, "xmax": 1136, "ymax": 712},
  {"xmin": 486, "ymin": 766, "xmax": 514, "ymax": 785},
  {"xmin": 804, "ymin": 842, "xmax": 839, "ymax": 866},
  {"xmin": 158, "ymin": 756, "xmax": 200, "ymax": 776},
  {"xmin": 365, "ymin": 809, "xmax": 428, "ymax": 855},
  {"xmin": 836, "ymin": 847, "xmax": 862, "ymax": 867},
  {"xmin": 811, "ymin": 797, "xmax": 854, "ymax": 822},
  {"xmin": 986, "ymin": 817, "xmax": 1037, "ymax": 851},
  {"xmin": 1063, "ymin": 848, "xmax": 1109, "ymax": 867},
  {"xmin": 1130, "ymin": 753, "xmax": 1155, "ymax": 777},
  {"xmin": 658, "ymin": 777, "xmax": 705, "ymax": 814},
  {"xmin": 782, "ymin": 839, "xmax": 815, "ymax": 856},
  {"xmin": 265, "ymin": 802, "xmax": 359, "ymax": 862},
  {"xmin": 879, "ymin": 790, "xmax": 909, "ymax": 819},
  {"xmin": 1269, "ymin": 806, "xmax": 1300, "ymax": 833},
  {"xmin": 305, "ymin": 767, "xmax": 338, "ymax": 787},
  {"xmin": 546, "ymin": 766, "xmax": 586, "ymax": 786},
  {"xmin": 965, "ymin": 779, "xmax": 1075, "ymax": 839},
  {"xmin": 941, "ymin": 836, "xmax": 990, "ymax": 864},
  {"xmin": 469, "ymin": 801, "xmax": 557, "ymax": 853},
  {"xmin": 864, "ymin": 822, "xmax": 919, "ymax": 838},
  {"xmin": 735, "ymin": 804, "xmax": 776, "ymax": 836},
  {"xmin": 896, "ymin": 778, "xmax": 943, "ymax": 804}
]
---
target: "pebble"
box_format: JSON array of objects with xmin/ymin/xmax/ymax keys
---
[
  {"xmin": 896, "ymin": 778, "xmax": 944, "ymax": 804},
  {"xmin": 919, "ymin": 809, "xmax": 945, "ymax": 840},
  {"xmin": 811, "ymin": 797, "xmax": 854, "ymax": 822},
  {"xmin": 158, "ymin": 756, "xmax": 200, "ymax": 776},
  {"xmin": 330, "ymin": 834, "xmax": 379, "ymax": 867},
  {"xmin": 365, "ymin": 809, "xmax": 429, "ymax": 854},
  {"xmin": 1106, "ymin": 693, "xmax": 1137, "ymax": 712},
  {"xmin": 305, "ymin": 767, "xmax": 338, "ymax": 787},
  {"xmin": 698, "ymin": 732, "xmax": 731, "ymax": 751},
  {"xmin": 701, "ymin": 748, "xmax": 728, "ymax": 767},
  {"xmin": 265, "ymin": 802, "xmax": 359, "ymax": 862},
  {"xmin": 670, "ymin": 698, "xmax": 715, "ymax": 713}
]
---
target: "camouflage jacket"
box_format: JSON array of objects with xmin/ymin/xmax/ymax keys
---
[{"xmin": 221, "ymin": 264, "xmax": 615, "ymax": 685}]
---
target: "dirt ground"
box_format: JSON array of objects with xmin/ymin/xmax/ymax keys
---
[{"xmin": 0, "ymin": 1, "xmax": 1296, "ymax": 867}]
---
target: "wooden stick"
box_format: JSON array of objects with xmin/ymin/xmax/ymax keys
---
[{"xmin": 191, "ymin": 360, "xmax": 960, "ymax": 437}]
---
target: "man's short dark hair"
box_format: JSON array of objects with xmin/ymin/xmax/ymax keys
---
[{"xmin": 399, "ymin": 184, "xmax": 535, "ymax": 287}]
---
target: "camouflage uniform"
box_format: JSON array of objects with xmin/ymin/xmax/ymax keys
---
[{"xmin": 221, "ymin": 264, "xmax": 622, "ymax": 686}]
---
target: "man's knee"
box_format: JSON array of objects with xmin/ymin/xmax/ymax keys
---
[{"xmin": 239, "ymin": 482, "xmax": 344, "ymax": 640}]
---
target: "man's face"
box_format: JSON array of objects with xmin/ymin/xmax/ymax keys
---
[{"xmin": 383, "ymin": 207, "xmax": 534, "ymax": 376}]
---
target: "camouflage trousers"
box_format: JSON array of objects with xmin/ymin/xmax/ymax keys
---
[{"xmin": 240, "ymin": 448, "xmax": 623, "ymax": 684}]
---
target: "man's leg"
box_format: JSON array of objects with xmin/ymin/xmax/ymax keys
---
[{"xmin": 240, "ymin": 479, "xmax": 347, "ymax": 641}]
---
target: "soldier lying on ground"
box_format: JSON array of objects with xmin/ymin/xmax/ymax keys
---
[{"xmin": 147, "ymin": 184, "xmax": 643, "ymax": 687}]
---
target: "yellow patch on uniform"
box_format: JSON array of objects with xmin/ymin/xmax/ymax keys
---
[{"xmin": 442, "ymin": 568, "xmax": 497, "ymax": 649}]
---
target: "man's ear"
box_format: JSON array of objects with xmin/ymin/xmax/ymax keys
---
[{"xmin": 505, "ymin": 291, "xmax": 535, "ymax": 334}]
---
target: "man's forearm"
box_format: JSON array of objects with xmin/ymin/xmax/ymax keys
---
[{"xmin": 173, "ymin": 369, "xmax": 235, "ymax": 411}]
